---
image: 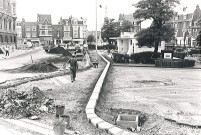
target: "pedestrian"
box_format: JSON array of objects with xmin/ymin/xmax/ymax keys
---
[
  {"xmin": 68, "ymin": 53, "xmax": 78, "ymax": 83},
  {"xmin": 5, "ymin": 46, "xmax": 9, "ymax": 56}
]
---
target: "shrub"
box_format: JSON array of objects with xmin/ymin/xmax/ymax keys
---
[
  {"xmin": 183, "ymin": 59, "xmax": 195, "ymax": 67},
  {"xmin": 131, "ymin": 52, "xmax": 160, "ymax": 64},
  {"xmin": 189, "ymin": 49, "xmax": 201, "ymax": 56},
  {"xmin": 112, "ymin": 53, "xmax": 129, "ymax": 63},
  {"xmin": 173, "ymin": 52, "xmax": 186, "ymax": 59}
]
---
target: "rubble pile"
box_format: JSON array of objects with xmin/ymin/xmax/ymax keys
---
[
  {"xmin": 49, "ymin": 46, "xmax": 72, "ymax": 56},
  {"xmin": 22, "ymin": 62, "xmax": 58, "ymax": 73},
  {"xmin": 0, "ymin": 87, "xmax": 55, "ymax": 119}
]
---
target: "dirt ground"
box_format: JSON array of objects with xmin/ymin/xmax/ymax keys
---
[
  {"xmin": 96, "ymin": 64, "xmax": 201, "ymax": 135},
  {"xmin": 1, "ymin": 51, "xmax": 109, "ymax": 135}
]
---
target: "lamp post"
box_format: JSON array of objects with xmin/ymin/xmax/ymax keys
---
[{"xmin": 95, "ymin": 0, "xmax": 98, "ymax": 61}]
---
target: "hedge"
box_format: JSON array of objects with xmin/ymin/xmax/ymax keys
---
[
  {"xmin": 112, "ymin": 53, "xmax": 129, "ymax": 63},
  {"xmin": 189, "ymin": 49, "xmax": 201, "ymax": 56},
  {"xmin": 173, "ymin": 52, "xmax": 186, "ymax": 59},
  {"xmin": 130, "ymin": 51, "xmax": 160, "ymax": 64}
]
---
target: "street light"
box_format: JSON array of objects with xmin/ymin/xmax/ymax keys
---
[{"xmin": 95, "ymin": 0, "xmax": 98, "ymax": 61}]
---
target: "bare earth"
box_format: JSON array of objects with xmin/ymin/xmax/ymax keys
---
[
  {"xmin": 1, "ymin": 52, "xmax": 109, "ymax": 135},
  {"xmin": 97, "ymin": 65, "xmax": 201, "ymax": 135}
]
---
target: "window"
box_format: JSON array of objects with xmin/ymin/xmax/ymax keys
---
[
  {"xmin": 4, "ymin": 18, "xmax": 7, "ymax": 30},
  {"xmin": 0, "ymin": 18, "xmax": 2, "ymax": 29},
  {"xmin": 9, "ymin": 20, "xmax": 12, "ymax": 30},
  {"xmin": 26, "ymin": 32, "xmax": 31, "ymax": 37},
  {"xmin": 10, "ymin": 36, "xmax": 12, "ymax": 42},
  {"xmin": 26, "ymin": 26, "xmax": 30, "ymax": 31},
  {"xmin": 175, "ymin": 16, "xmax": 178, "ymax": 20},
  {"xmin": 121, "ymin": 40, "xmax": 123, "ymax": 44},
  {"xmin": 32, "ymin": 32, "xmax": 36, "ymax": 37},
  {"xmin": 32, "ymin": 26, "xmax": 36, "ymax": 31},
  {"xmin": 183, "ymin": 15, "xmax": 186, "ymax": 19},
  {"xmin": 130, "ymin": 40, "xmax": 132, "ymax": 45},
  {"xmin": 0, "ymin": 35, "xmax": 3, "ymax": 43},
  {"xmin": 42, "ymin": 31, "xmax": 45, "ymax": 35}
]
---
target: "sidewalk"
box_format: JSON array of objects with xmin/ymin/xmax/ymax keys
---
[{"xmin": 0, "ymin": 47, "xmax": 42, "ymax": 60}]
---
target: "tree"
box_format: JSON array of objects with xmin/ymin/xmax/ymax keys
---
[
  {"xmin": 133, "ymin": 0, "xmax": 180, "ymax": 52},
  {"xmin": 101, "ymin": 19, "xmax": 121, "ymax": 44},
  {"xmin": 87, "ymin": 34, "xmax": 95, "ymax": 44},
  {"xmin": 121, "ymin": 20, "xmax": 134, "ymax": 32},
  {"xmin": 135, "ymin": 24, "xmax": 175, "ymax": 47}
]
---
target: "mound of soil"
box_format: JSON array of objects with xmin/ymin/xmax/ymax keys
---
[
  {"xmin": 49, "ymin": 47, "xmax": 72, "ymax": 56},
  {"xmin": 22, "ymin": 62, "xmax": 58, "ymax": 73},
  {"xmin": 0, "ymin": 87, "xmax": 55, "ymax": 119}
]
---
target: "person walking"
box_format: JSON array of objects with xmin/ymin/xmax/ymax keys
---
[
  {"xmin": 68, "ymin": 54, "xmax": 78, "ymax": 83},
  {"xmin": 5, "ymin": 46, "xmax": 9, "ymax": 56}
]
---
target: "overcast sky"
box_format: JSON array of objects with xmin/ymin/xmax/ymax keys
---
[{"xmin": 16, "ymin": 0, "xmax": 200, "ymax": 30}]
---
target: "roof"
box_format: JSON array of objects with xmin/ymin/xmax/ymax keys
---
[
  {"xmin": 37, "ymin": 14, "xmax": 52, "ymax": 24},
  {"xmin": 119, "ymin": 13, "xmax": 138, "ymax": 22}
]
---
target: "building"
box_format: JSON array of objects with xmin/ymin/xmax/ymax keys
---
[
  {"xmin": 118, "ymin": 13, "xmax": 141, "ymax": 33},
  {"xmin": 0, "ymin": 0, "xmax": 17, "ymax": 51},
  {"xmin": 16, "ymin": 21, "xmax": 23, "ymax": 46},
  {"xmin": 170, "ymin": 5, "xmax": 201, "ymax": 47},
  {"xmin": 37, "ymin": 14, "xmax": 52, "ymax": 44},
  {"xmin": 60, "ymin": 16, "xmax": 87, "ymax": 45},
  {"xmin": 23, "ymin": 21, "xmax": 39, "ymax": 45},
  {"xmin": 52, "ymin": 24, "xmax": 63, "ymax": 45}
]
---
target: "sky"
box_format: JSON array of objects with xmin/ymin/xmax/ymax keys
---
[{"xmin": 16, "ymin": 0, "xmax": 201, "ymax": 31}]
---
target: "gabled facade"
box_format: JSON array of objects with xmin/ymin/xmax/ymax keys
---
[
  {"xmin": 0, "ymin": 0, "xmax": 17, "ymax": 50},
  {"xmin": 60, "ymin": 16, "xmax": 87, "ymax": 45},
  {"xmin": 52, "ymin": 24, "xmax": 63, "ymax": 45},
  {"xmin": 37, "ymin": 14, "xmax": 52, "ymax": 44},
  {"xmin": 118, "ymin": 13, "xmax": 141, "ymax": 33},
  {"xmin": 170, "ymin": 5, "xmax": 201, "ymax": 47}
]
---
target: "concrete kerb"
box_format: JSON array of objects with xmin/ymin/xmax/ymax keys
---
[{"xmin": 85, "ymin": 52, "xmax": 134, "ymax": 135}]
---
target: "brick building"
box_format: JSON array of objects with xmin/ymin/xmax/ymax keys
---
[
  {"xmin": 60, "ymin": 16, "xmax": 87, "ymax": 45},
  {"xmin": 52, "ymin": 24, "xmax": 63, "ymax": 45},
  {"xmin": 23, "ymin": 21, "xmax": 39, "ymax": 45},
  {"xmin": 37, "ymin": 14, "xmax": 52, "ymax": 44},
  {"xmin": 170, "ymin": 5, "xmax": 201, "ymax": 47},
  {"xmin": 0, "ymin": 0, "xmax": 17, "ymax": 51}
]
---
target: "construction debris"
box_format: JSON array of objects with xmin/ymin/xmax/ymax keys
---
[
  {"xmin": 0, "ymin": 86, "xmax": 55, "ymax": 119},
  {"xmin": 21, "ymin": 62, "xmax": 58, "ymax": 73}
]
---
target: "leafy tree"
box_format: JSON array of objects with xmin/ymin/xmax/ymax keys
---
[
  {"xmin": 133, "ymin": 0, "xmax": 180, "ymax": 52},
  {"xmin": 101, "ymin": 19, "xmax": 120, "ymax": 44},
  {"xmin": 135, "ymin": 24, "xmax": 175, "ymax": 48},
  {"xmin": 121, "ymin": 20, "xmax": 134, "ymax": 32},
  {"xmin": 87, "ymin": 34, "xmax": 95, "ymax": 44}
]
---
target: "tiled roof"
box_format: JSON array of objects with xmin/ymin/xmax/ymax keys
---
[{"xmin": 37, "ymin": 14, "xmax": 52, "ymax": 24}]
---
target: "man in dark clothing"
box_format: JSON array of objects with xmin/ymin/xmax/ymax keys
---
[{"xmin": 68, "ymin": 54, "xmax": 78, "ymax": 82}]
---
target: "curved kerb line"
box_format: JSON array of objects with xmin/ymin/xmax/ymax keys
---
[{"xmin": 85, "ymin": 52, "xmax": 137, "ymax": 135}]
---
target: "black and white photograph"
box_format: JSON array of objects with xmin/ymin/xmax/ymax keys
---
[{"xmin": 0, "ymin": 0, "xmax": 201, "ymax": 134}]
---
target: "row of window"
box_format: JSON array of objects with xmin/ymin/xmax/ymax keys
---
[
  {"xmin": 0, "ymin": 18, "xmax": 15, "ymax": 31},
  {"xmin": 0, "ymin": 35, "xmax": 16, "ymax": 43},
  {"xmin": 26, "ymin": 26, "xmax": 37, "ymax": 31}
]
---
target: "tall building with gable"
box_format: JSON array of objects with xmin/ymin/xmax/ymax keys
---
[
  {"xmin": 60, "ymin": 16, "xmax": 87, "ymax": 45},
  {"xmin": 170, "ymin": 5, "xmax": 201, "ymax": 47},
  {"xmin": 0, "ymin": 0, "xmax": 17, "ymax": 51},
  {"xmin": 37, "ymin": 14, "xmax": 52, "ymax": 44},
  {"xmin": 118, "ymin": 14, "xmax": 141, "ymax": 33}
]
